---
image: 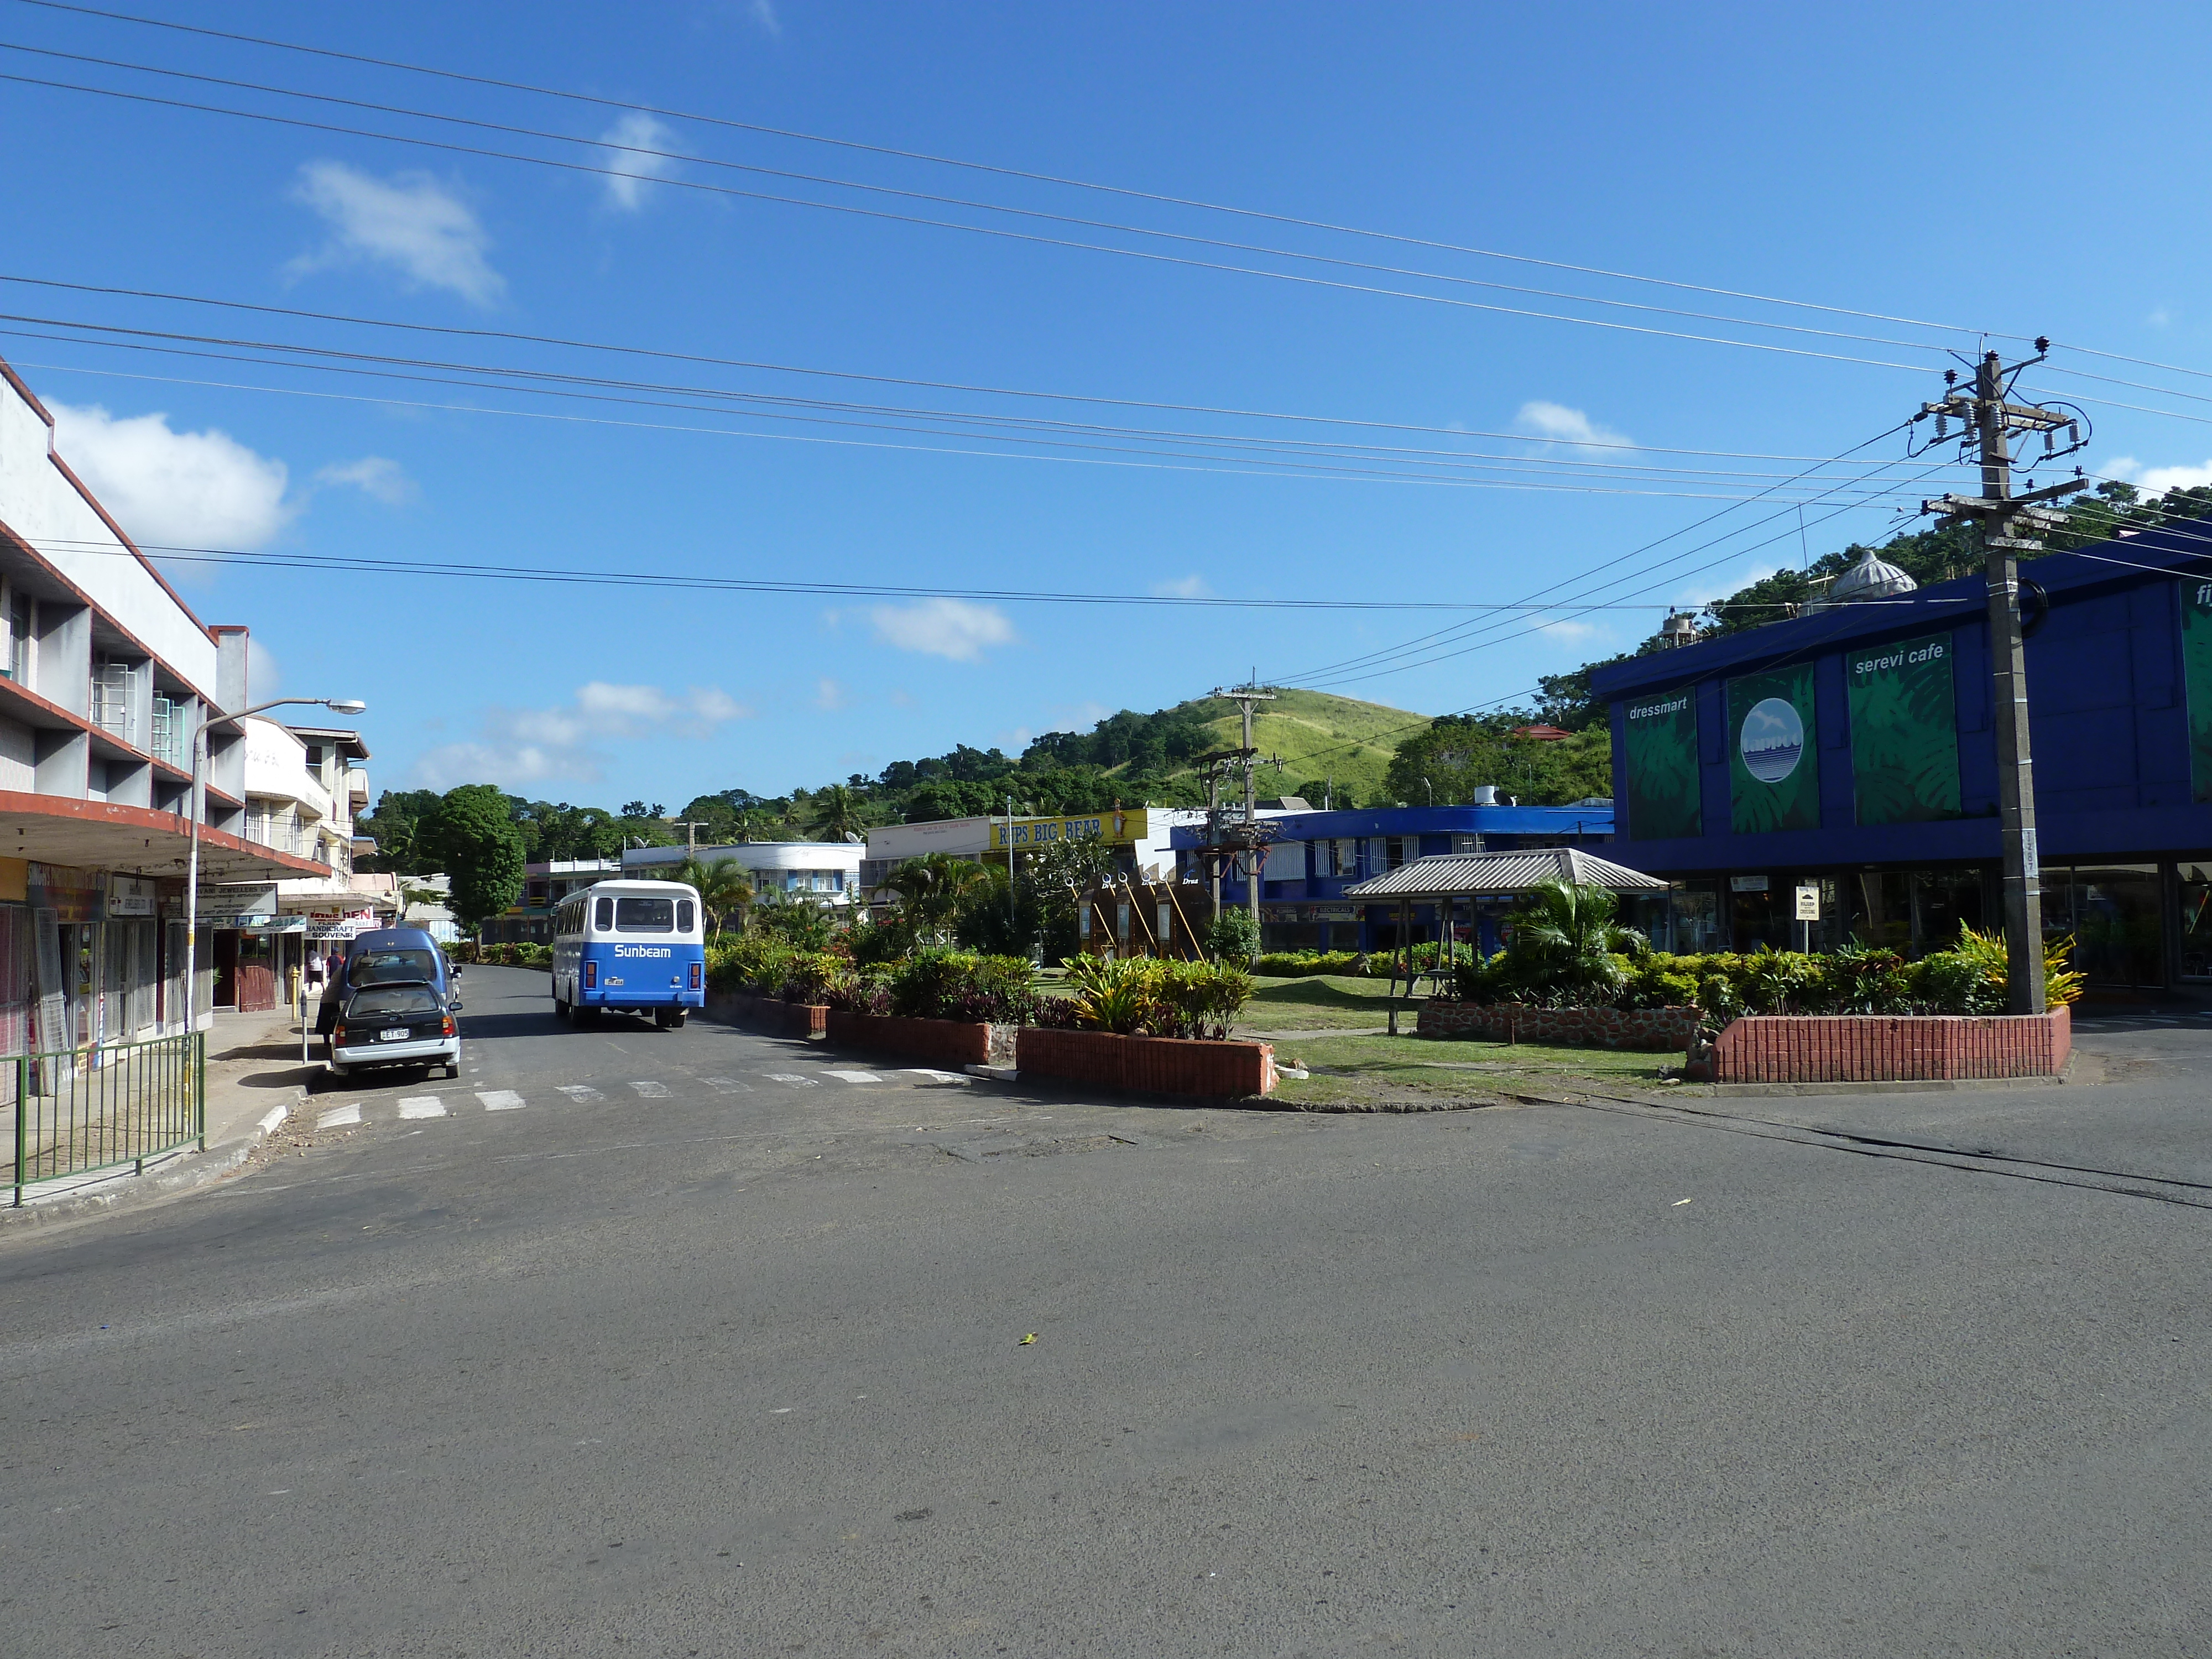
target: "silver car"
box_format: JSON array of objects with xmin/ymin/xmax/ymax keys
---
[{"xmin": 329, "ymin": 980, "xmax": 461, "ymax": 1079}]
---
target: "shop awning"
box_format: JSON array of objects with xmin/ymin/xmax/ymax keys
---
[
  {"xmin": 1343, "ymin": 847, "xmax": 1667, "ymax": 899},
  {"xmin": 0, "ymin": 791, "xmax": 328, "ymax": 883}
]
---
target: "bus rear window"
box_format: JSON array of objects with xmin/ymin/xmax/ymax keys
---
[
  {"xmin": 615, "ymin": 897, "xmax": 674, "ymax": 932},
  {"xmin": 594, "ymin": 896, "xmax": 614, "ymax": 931},
  {"xmin": 677, "ymin": 899, "xmax": 695, "ymax": 933}
]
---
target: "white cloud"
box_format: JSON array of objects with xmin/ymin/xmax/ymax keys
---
[
  {"xmin": 409, "ymin": 681, "xmax": 750, "ymax": 789},
  {"xmin": 868, "ymin": 598, "xmax": 1016, "ymax": 661},
  {"xmin": 288, "ymin": 161, "xmax": 503, "ymax": 305},
  {"xmin": 2104, "ymin": 454, "xmax": 2212, "ymax": 495},
  {"xmin": 749, "ymin": 0, "xmax": 782, "ymax": 34},
  {"xmin": 598, "ymin": 112, "xmax": 681, "ymax": 211},
  {"xmin": 313, "ymin": 455, "xmax": 418, "ymax": 506},
  {"xmin": 1536, "ymin": 618, "xmax": 1601, "ymax": 641},
  {"xmin": 48, "ymin": 401, "xmax": 293, "ymax": 547},
  {"xmin": 246, "ymin": 638, "xmax": 280, "ymax": 699},
  {"xmin": 1151, "ymin": 573, "xmax": 1212, "ymax": 599},
  {"xmin": 1514, "ymin": 400, "xmax": 1634, "ymax": 450},
  {"xmin": 815, "ymin": 677, "xmax": 851, "ymax": 711}
]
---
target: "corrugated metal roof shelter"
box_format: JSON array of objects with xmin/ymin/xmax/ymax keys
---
[{"xmin": 1343, "ymin": 847, "xmax": 1666, "ymax": 899}]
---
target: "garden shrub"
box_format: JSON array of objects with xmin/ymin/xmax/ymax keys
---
[
  {"xmin": 1058, "ymin": 956, "xmax": 1254, "ymax": 1039},
  {"xmin": 1205, "ymin": 909, "xmax": 1260, "ymax": 964},
  {"xmin": 888, "ymin": 949, "xmax": 1037, "ymax": 1023}
]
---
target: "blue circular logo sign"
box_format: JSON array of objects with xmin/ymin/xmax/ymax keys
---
[{"xmin": 1739, "ymin": 697, "xmax": 1804, "ymax": 784}]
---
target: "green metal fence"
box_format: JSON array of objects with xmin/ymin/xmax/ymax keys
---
[{"xmin": 7, "ymin": 1031, "xmax": 205, "ymax": 1205}]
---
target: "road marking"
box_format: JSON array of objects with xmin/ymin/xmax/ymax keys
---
[
  {"xmin": 556, "ymin": 1084, "xmax": 605, "ymax": 1102},
  {"xmin": 763, "ymin": 1073, "xmax": 817, "ymax": 1087},
  {"xmin": 316, "ymin": 1104, "xmax": 361, "ymax": 1130},
  {"xmin": 398, "ymin": 1097, "xmax": 447, "ymax": 1119},
  {"xmin": 821, "ymin": 1070, "xmax": 883, "ymax": 1084},
  {"xmin": 629, "ymin": 1080, "xmax": 671, "ymax": 1099},
  {"xmin": 900, "ymin": 1068, "xmax": 970, "ymax": 1085},
  {"xmin": 703, "ymin": 1077, "xmax": 750, "ymax": 1094},
  {"xmin": 477, "ymin": 1090, "xmax": 528, "ymax": 1112}
]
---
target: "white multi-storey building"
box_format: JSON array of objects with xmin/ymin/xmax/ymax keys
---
[{"xmin": 0, "ymin": 352, "xmax": 330, "ymax": 1045}]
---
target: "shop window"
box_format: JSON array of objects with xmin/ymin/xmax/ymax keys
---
[
  {"xmin": 2178, "ymin": 864, "xmax": 2212, "ymax": 982},
  {"xmin": 2047, "ymin": 864, "xmax": 2164, "ymax": 987},
  {"xmin": 1262, "ymin": 922, "xmax": 1324, "ymax": 951}
]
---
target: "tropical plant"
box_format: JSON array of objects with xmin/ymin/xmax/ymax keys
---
[
  {"xmin": 1952, "ymin": 924, "xmax": 2086, "ymax": 1007},
  {"xmin": 1204, "ymin": 907, "xmax": 1260, "ymax": 965},
  {"xmin": 1063, "ymin": 954, "xmax": 1164, "ymax": 1035},
  {"xmin": 809, "ymin": 783, "xmax": 872, "ymax": 844},
  {"xmin": 1822, "ymin": 940, "xmax": 1913, "ymax": 1013},
  {"xmin": 1503, "ymin": 879, "xmax": 1647, "ymax": 1001},
  {"xmin": 887, "ymin": 949, "xmax": 1037, "ymax": 1022},
  {"xmin": 676, "ymin": 855, "xmax": 754, "ymax": 937},
  {"xmin": 752, "ymin": 896, "xmax": 838, "ymax": 951},
  {"xmin": 884, "ymin": 853, "xmax": 991, "ymax": 943}
]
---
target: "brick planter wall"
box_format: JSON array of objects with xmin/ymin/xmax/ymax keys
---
[
  {"xmin": 1417, "ymin": 1000, "xmax": 1700, "ymax": 1051},
  {"xmin": 1015, "ymin": 1026, "xmax": 1277, "ymax": 1098},
  {"xmin": 823, "ymin": 1010, "xmax": 992, "ymax": 1068},
  {"xmin": 705, "ymin": 989, "xmax": 827, "ymax": 1039},
  {"xmin": 1702, "ymin": 1005, "xmax": 2071, "ymax": 1083}
]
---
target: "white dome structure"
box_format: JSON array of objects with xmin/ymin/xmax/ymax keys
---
[{"xmin": 1808, "ymin": 547, "xmax": 1918, "ymax": 613}]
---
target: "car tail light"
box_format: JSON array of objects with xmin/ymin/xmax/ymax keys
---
[
  {"xmin": 584, "ymin": 960, "xmax": 597, "ymax": 989},
  {"xmin": 442, "ymin": 1014, "xmax": 456, "ymax": 1036},
  {"xmin": 690, "ymin": 961, "xmax": 702, "ymax": 990},
  {"xmin": 333, "ymin": 1022, "xmax": 347, "ymax": 1045}
]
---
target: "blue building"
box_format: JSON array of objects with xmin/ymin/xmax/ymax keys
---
[
  {"xmin": 1170, "ymin": 800, "xmax": 1615, "ymax": 953},
  {"xmin": 1590, "ymin": 521, "xmax": 2212, "ymax": 992}
]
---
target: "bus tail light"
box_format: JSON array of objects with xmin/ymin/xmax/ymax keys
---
[
  {"xmin": 584, "ymin": 960, "xmax": 597, "ymax": 989},
  {"xmin": 690, "ymin": 961, "xmax": 702, "ymax": 990}
]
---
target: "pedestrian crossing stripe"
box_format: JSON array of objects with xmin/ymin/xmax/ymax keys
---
[
  {"xmin": 555, "ymin": 1084, "xmax": 604, "ymax": 1102},
  {"xmin": 821, "ymin": 1070, "xmax": 882, "ymax": 1083},
  {"xmin": 398, "ymin": 1097, "xmax": 446, "ymax": 1119},
  {"xmin": 477, "ymin": 1090, "xmax": 526, "ymax": 1112}
]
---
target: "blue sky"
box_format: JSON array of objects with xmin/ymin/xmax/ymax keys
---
[{"xmin": 2, "ymin": 0, "xmax": 2208, "ymax": 806}]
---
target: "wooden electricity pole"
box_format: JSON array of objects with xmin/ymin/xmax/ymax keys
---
[{"xmin": 1916, "ymin": 340, "xmax": 2088, "ymax": 1014}]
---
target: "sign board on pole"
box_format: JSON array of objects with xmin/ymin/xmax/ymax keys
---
[
  {"xmin": 106, "ymin": 875, "xmax": 156, "ymax": 917},
  {"xmin": 199, "ymin": 884, "xmax": 278, "ymax": 922},
  {"xmin": 1794, "ymin": 883, "xmax": 1821, "ymax": 922}
]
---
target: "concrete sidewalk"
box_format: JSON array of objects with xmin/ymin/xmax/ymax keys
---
[{"xmin": 1, "ymin": 1006, "xmax": 317, "ymax": 1227}]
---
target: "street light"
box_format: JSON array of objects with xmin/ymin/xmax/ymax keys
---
[{"xmin": 185, "ymin": 696, "xmax": 367, "ymax": 1035}]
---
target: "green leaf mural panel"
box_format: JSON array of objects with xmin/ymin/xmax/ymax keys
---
[
  {"xmin": 2184, "ymin": 579, "xmax": 2212, "ymax": 802},
  {"xmin": 1728, "ymin": 665, "xmax": 1819, "ymax": 833},
  {"xmin": 1621, "ymin": 691, "xmax": 1700, "ymax": 840},
  {"xmin": 1846, "ymin": 632, "xmax": 1962, "ymax": 825}
]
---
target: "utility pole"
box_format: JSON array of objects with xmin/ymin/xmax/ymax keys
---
[
  {"xmin": 1916, "ymin": 339, "xmax": 2088, "ymax": 1014},
  {"xmin": 1212, "ymin": 682, "xmax": 1277, "ymax": 953}
]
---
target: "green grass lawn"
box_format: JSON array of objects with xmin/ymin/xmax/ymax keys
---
[
  {"xmin": 1235, "ymin": 973, "xmax": 1427, "ymax": 1032},
  {"xmin": 1264, "ymin": 1030, "xmax": 1673, "ymax": 1111}
]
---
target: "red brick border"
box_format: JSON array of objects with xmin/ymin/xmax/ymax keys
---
[
  {"xmin": 823, "ymin": 1010, "xmax": 991, "ymax": 1068},
  {"xmin": 1015, "ymin": 1026, "xmax": 1277, "ymax": 1097},
  {"xmin": 1704, "ymin": 1005, "xmax": 2070, "ymax": 1083},
  {"xmin": 1417, "ymin": 1000, "xmax": 1699, "ymax": 1051},
  {"xmin": 705, "ymin": 989, "xmax": 827, "ymax": 1039}
]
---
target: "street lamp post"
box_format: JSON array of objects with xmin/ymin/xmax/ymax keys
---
[{"xmin": 185, "ymin": 696, "xmax": 366, "ymax": 1035}]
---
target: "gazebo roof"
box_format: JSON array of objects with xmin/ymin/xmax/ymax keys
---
[{"xmin": 1342, "ymin": 846, "xmax": 1666, "ymax": 899}]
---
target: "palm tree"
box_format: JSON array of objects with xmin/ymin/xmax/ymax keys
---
[
  {"xmin": 1506, "ymin": 878, "xmax": 1647, "ymax": 1001},
  {"xmin": 677, "ymin": 855, "xmax": 754, "ymax": 938},
  {"xmin": 811, "ymin": 783, "xmax": 870, "ymax": 844},
  {"xmin": 884, "ymin": 852, "xmax": 988, "ymax": 943}
]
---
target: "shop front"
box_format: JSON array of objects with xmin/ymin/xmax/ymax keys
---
[{"xmin": 1594, "ymin": 526, "xmax": 2212, "ymax": 995}]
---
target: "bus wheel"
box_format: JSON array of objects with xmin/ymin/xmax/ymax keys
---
[
  {"xmin": 654, "ymin": 1008, "xmax": 675, "ymax": 1030},
  {"xmin": 672, "ymin": 1009, "xmax": 688, "ymax": 1028},
  {"xmin": 554, "ymin": 992, "xmax": 568, "ymax": 1021}
]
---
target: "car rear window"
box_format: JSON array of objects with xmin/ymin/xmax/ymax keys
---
[
  {"xmin": 615, "ymin": 897, "xmax": 674, "ymax": 932},
  {"xmin": 347, "ymin": 985, "xmax": 441, "ymax": 1017},
  {"xmin": 349, "ymin": 949, "xmax": 438, "ymax": 987}
]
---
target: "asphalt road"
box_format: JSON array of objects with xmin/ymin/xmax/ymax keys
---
[{"xmin": 4, "ymin": 967, "xmax": 2209, "ymax": 1657}]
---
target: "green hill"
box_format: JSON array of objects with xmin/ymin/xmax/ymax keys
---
[{"xmin": 1155, "ymin": 688, "xmax": 1431, "ymax": 806}]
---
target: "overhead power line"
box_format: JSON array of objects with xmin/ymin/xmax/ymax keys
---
[
  {"xmin": 0, "ymin": 66, "xmax": 1942, "ymax": 374},
  {"xmin": 9, "ymin": 531, "xmax": 1790, "ymax": 611},
  {"xmin": 0, "ymin": 37, "xmax": 1976, "ymax": 361},
  {"xmin": 0, "ymin": 273, "xmax": 1951, "ymax": 466},
  {"xmin": 10, "ymin": 0, "xmax": 2010, "ymax": 342}
]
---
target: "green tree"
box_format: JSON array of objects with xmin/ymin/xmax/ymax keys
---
[
  {"xmin": 354, "ymin": 787, "xmax": 444, "ymax": 874},
  {"xmin": 676, "ymin": 855, "xmax": 754, "ymax": 937},
  {"xmin": 424, "ymin": 785, "xmax": 526, "ymax": 931},
  {"xmin": 884, "ymin": 853, "xmax": 989, "ymax": 943},
  {"xmin": 1386, "ymin": 719, "xmax": 1611, "ymax": 807},
  {"xmin": 809, "ymin": 783, "xmax": 872, "ymax": 843}
]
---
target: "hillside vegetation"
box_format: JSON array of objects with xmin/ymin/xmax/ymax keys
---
[{"xmin": 1160, "ymin": 687, "xmax": 1428, "ymax": 805}]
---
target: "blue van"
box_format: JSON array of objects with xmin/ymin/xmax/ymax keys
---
[{"xmin": 315, "ymin": 927, "xmax": 463, "ymax": 1077}]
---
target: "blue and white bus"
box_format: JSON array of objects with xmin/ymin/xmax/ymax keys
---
[{"xmin": 551, "ymin": 879, "xmax": 706, "ymax": 1027}]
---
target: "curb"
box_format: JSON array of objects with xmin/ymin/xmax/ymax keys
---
[{"xmin": 1, "ymin": 1086, "xmax": 305, "ymax": 1233}]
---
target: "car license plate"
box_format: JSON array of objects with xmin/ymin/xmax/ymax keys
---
[{"xmin": 377, "ymin": 1027, "xmax": 410, "ymax": 1042}]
